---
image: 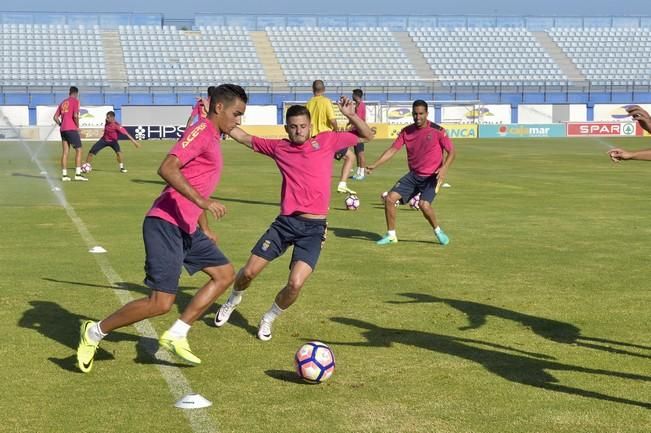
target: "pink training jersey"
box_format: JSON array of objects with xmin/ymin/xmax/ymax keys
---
[
  {"xmin": 392, "ymin": 121, "xmax": 454, "ymax": 177},
  {"xmin": 55, "ymin": 97, "xmax": 80, "ymax": 131},
  {"xmin": 252, "ymin": 131, "xmax": 359, "ymax": 216},
  {"xmin": 147, "ymin": 118, "xmax": 223, "ymax": 234},
  {"xmin": 102, "ymin": 121, "xmax": 127, "ymax": 142},
  {"xmin": 355, "ymin": 100, "xmax": 366, "ymax": 121},
  {"xmin": 190, "ymin": 97, "xmax": 210, "ymax": 119}
]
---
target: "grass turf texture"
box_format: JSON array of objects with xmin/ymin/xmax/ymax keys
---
[{"xmin": 1, "ymin": 137, "xmax": 650, "ymax": 433}]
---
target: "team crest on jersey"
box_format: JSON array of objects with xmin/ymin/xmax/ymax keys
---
[
  {"xmin": 311, "ymin": 140, "xmax": 320, "ymax": 150},
  {"xmin": 181, "ymin": 122, "xmax": 207, "ymax": 148},
  {"xmin": 261, "ymin": 240, "xmax": 271, "ymax": 251},
  {"xmin": 426, "ymin": 134, "xmax": 432, "ymax": 141}
]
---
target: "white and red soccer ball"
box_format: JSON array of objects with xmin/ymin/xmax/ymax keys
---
[
  {"xmin": 344, "ymin": 194, "xmax": 360, "ymax": 210},
  {"xmin": 81, "ymin": 162, "xmax": 92, "ymax": 173},
  {"xmin": 409, "ymin": 193, "xmax": 421, "ymax": 210},
  {"xmin": 294, "ymin": 341, "xmax": 335, "ymax": 383}
]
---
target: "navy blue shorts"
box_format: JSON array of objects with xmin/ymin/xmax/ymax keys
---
[
  {"xmin": 334, "ymin": 147, "xmax": 350, "ymax": 161},
  {"xmin": 251, "ymin": 215, "xmax": 327, "ymax": 270},
  {"xmin": 89, "ymin": 138, "xmax": 121, "ymax": 155},
  {"xmin": 61, "ymin": 130, "xmax": 82, "ymax": 149},
  {"xmin": 142, "ymin": 217, "xmax": 230, "ymax": 294},
  {"xmin": 390, "ymin": 171, "xmax": 438, "ymax": 204},
  {"xmin": 354, "ymin": 142, "xmax": 365, "ymax": 154}
]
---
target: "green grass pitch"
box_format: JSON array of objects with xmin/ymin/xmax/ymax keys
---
[{"xmin": 1, "ymin": 136, "xmax": 649, "ymax": 433}]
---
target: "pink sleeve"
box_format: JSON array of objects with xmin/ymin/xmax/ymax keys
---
[
  {"xmin": 169, "ymin": 125, "xmax": 208, "ymax": 165},
  {"xmin": 439, "ymin": 130, "xmax": 454, "ymax": 152},
  {"xmin": 190, "ymin": 102, "xmax": 200, "ymax": 117},
  {"xmin": 320, "ymin": 131, "xmax": 359, "ymax": 152},
  {"xmin": 117, "ymin": 123, "xmax": 128, "ymax": 135},
  {"xmin": 391, "ymin": 129, "xmax": 406, "ymax": 150},
  {"xmin": 252, "ymin": 136, "xmax": 278, "ymax": 157},
  {"xmin": 72, "ymin": 99, "xmax": 80, "ymax": 115}
]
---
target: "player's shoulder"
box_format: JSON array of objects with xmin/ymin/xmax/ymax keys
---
[{"xmin": 428, "ymin": 121, "xmax": 445, "ymax": 131}]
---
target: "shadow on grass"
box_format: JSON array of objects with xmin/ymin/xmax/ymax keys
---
[
  {"xmin": 331, "ymin": 316, "xmax": 651, "ymax": 409},
  {"xmin": 11, "ymin": 172, "xmax": 46, "ymax": 180},
  {"xmin": 328, "ymin": 226, "xmax": 381, "ymax": 242},
  {"xmin": 24, "ymin": 278, "xmax": 221, "ymax": 371},
  {"xmin": 390, "ymin": 293, "xmax": 651, "ymax": 359},
  {"xmin": 264, "ymin": 369, "xmax": 313, "ymax": 385}
]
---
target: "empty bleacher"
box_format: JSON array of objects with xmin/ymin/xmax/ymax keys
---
[
  {"xmin": 548, "ymin": 27, "xmax": 651, "ymax": 85},
  {"xmin": 0, "ymin": 23, "xmax": 107, "ymax": 87},
  {"xmin": 266, "ymin": 26, "xmax": 417, "ymax": 87},
  {"xmin": 409, "ymin": 27, "xmax": 568, "ymax": 86},
  {"xmin": 119, "ymin": 25, "xmax": 269, "ymax": 87}
]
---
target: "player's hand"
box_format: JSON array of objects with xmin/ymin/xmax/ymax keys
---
[
  {"xmin": 435, "ymin": 167, "xmax": 449, "ymax": 192},
  {"xmin": 200, "ymin": 198, "xmax": 227, "ymax": 219},
  {"xmin": 607, "ymin": 148, "xmax": 631, "ymax": 162},
  {"xmin": 365, "ymin": 164, "xmax": 376, "ymax": 175},
  {"xmin": 626, "ymin": 105, "xmax": 651, "ymax": 133},
  {"xmin": 133, "ymin": 141, "xmax": 141, "ymax": 148},
  {"xmin": 337, "ymin": 96, "xmax": 356, "ymax": 117}
]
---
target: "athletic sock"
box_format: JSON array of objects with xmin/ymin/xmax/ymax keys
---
[
  {"xmin": 228, "ymin": 289, "xmax": 245, "ymax": 305},
  {"xmin": 75, "ymin": 167, "xmax": 81, "ymax": 175},
  {"xmin": 434, "ymin": 226, "xmax": 442, "ymax": 234},
  {"xmin": 62, "ymin": 169, "xmax": 67, "ymax": 177},
  {"xmin": 119, "ymin": 163, "xmax": 124, "ymax": 169},
  {"xmin": 387, "ymin": 230, "xmax": 397, "ymax": 238},
  {"xmin": 88, "ymin": 321, "xmax": 107, "ymax": 343},
  {"xmin": 359, "ymin": 167, "xmax": 365, "ymax": 177},
  {"xmin": 167, "ymin": 319, "xmax": 191, "ymax": 339},
  {"xmin": 262, "ymin": 302, "xmax": 284, "ymax": 323}
]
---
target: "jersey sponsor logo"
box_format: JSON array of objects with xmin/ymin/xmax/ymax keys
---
[{"xmin": 181, "ymin": 122, "xmax": 207, "ymax": 148}]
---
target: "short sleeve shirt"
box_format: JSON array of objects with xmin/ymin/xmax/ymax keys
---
[{"xmin": 392, "ymin": 122, "xmax": 454, "ymax": 177}]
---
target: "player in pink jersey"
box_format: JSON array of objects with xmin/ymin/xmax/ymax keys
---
[
  {"xmin": 83, "ymin": 111, "xmax": 140, "ymax": 173},
  {"xmin": 186, "ymin": 86, "xmax": 214, "ymax": 128},
  {"xmin": 367, "ymin": 100, "xmax": 456, "ymax": 246},
  {"xmin": 215, "ymin": 97, "xmax": 373, "ymax": 341},
  {"xmin": 76, "ymin": 84, "xmax": 248, "ymax": 372},
  {"xmin": 53, "ymin": 86, "xmax": 85, "ymax": 182}
]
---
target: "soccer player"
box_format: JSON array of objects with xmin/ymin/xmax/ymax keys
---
[
  {"xmin": 186, "ymin": 86, "xmax": 215, "ymax": 128},
  {"xmin": 53, "ymin": 86, "xmax": 85, "ymax": 181},
  {"xmin": 84, "ymin": 111, "xmax": 140, "ymax": 173},
  {"xmin": 215, "ymin": 97, "xmax": 374, "ymax": 341},
  {"xmin": 608, "ymin": 105, "xmax": 651, "ymax": 162},
  {"xmin": 306, "ymin": 79, "xmax": 357, "ymax": 194},
  {"xmin": 350, "ymin": 88, "xmax": 367, "ymax": 180},
  {"xmin": 76, "ymin": 84, "xmax": 248, "ymax": 372},
  {"xmin": 367, "ymin": 100, "xmax": 455, "ymax": 246}
]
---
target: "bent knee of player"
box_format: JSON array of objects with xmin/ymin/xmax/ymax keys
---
[{"xmin": 149, "ymin": 292, "xmax": 176, "ymax": 315}]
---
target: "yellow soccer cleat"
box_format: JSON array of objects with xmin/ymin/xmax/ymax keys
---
[
  {"xmin": 159, "ymin": 331, "xmax": 201, "ymax": 365},
  {"xmin": 77, "ymin": 320, "xmax": 100, "ymax": 373}
]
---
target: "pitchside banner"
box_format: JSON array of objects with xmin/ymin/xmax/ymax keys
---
[
  {"xmin": 123, "ymin": 125, "xmax": 186, "ymax": 140},
  {"xmin": 566, "ymin": 122, "xmax": 642, "ymax": 137},
  {"xmin": 387, "ymin": 123, "xmax": 477, "ymax": 139},
  {"xmin": 480, "ymin": 124, "xmax": 566, "ymax": 138},
  {"xmin": 441, "ymin": 105, "xmax": 511, "ymax": 124}
]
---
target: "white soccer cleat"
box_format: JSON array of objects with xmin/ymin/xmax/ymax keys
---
[
  {"xmin": 214, "ymin": 301, "xmax": 238, "ymax": 327},
  {"xmin": 257, "ymin": 319, "xmax": 273, "ymax": 341},
  {"xmin": 74, "ymin": 175, "xmax": 89, "ymax": 181}
]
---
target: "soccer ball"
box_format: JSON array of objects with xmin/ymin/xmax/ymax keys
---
[
  {"xmin": 380, "ymin": 191, "xmax": 399, "ymax": 207},
  {"xmin": 81, "ymin": 162, "xmax": 92, "ymax": 173},
  {"xmin": 294, "ymin": 341, "xmax": 335, "ymax": 383},
  {"xmin": 409, "ymin": 193, "xmax": 421, "ymax": 210},
  {"xmin": 345, "ymin": 194, "xmax": 360, "ymax": 210}
]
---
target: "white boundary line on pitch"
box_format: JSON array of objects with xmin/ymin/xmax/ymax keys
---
[{"xmin": 15, "ymin": 129, "xmax": 218, "ymax": 433}]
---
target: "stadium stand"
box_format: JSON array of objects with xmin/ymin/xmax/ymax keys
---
[
  {"xmin": 409, "ymin": 27, "xmax": 568, "ymax": 86},
  {"xmin": 0, "ymin": 24, "xmax": 107, "ymax": 87},
  {"xmin": 548, "ymin": 27, "xmax": 651, "ymax": 86},
  {"xmin": 266, "ymin": 26, "xmax": 417, "ymax": 87},
  {"xmin": 119, "ymin": 25, "xmax": 269, "ymax": 87}
]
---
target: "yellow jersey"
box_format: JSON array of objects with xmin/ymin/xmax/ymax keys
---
[{"xmin": 306, "ymin": 95, "xmax": 336, "ymax": 135}]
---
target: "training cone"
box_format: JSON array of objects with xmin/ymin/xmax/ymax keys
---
[{"xmin": 174, "ymin": 393, "xmax": 212, "ymax": 409}]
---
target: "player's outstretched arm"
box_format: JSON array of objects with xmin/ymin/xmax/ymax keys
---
[
  {"xmin": 337, "ymin": 96, "xmax": 373, "ymax": 141},
  {"xmin": 158, "ymin": 155, "xmax": 226, "ymax": 219},
  {"xmin": 627, "ymin": 105, "xmax": 651, "ymax": 134},
  {"xmin": 125, "ymin": 132, "xmax": 141, "ymax": 148},
  {"xmin": 608, "ymin": 147, "xmax": 651, "ymax": 162},
  {"xmin": 228, "ymin": 126, "xmax": 254, "ymax": 149},
  {"xmin": 366, "ymin": 146, "xmax": 400, "ymax": 174}
]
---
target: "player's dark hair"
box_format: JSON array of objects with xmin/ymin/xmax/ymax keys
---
[
  {"xmin": 207, "ymin": 86, "xmax": 216, "ymax": 96},
  {"xmin": 312, "ymin": 80, "xmax": 325, "ymax": 93},
  {"xmin": 352, "ymin": 88, "xmax": 363, "ymax": 98},
  {"xmin": 69, "ymin": 86, "xmax": 79, "ymax": 95},
  {"xmin": 209, "ymin": 84, "xmax": 248, "ymax": 113},
  {"xmin": 286, "ymin": 105, "xmax": 311, "ymax": 123},
  {"xmin": 413, "ymin": 99, "xmax": 428, "ymax": 111},
  {"xmin": 107, "ymin": 111, "xmax": 115, "ymax": 117}
]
